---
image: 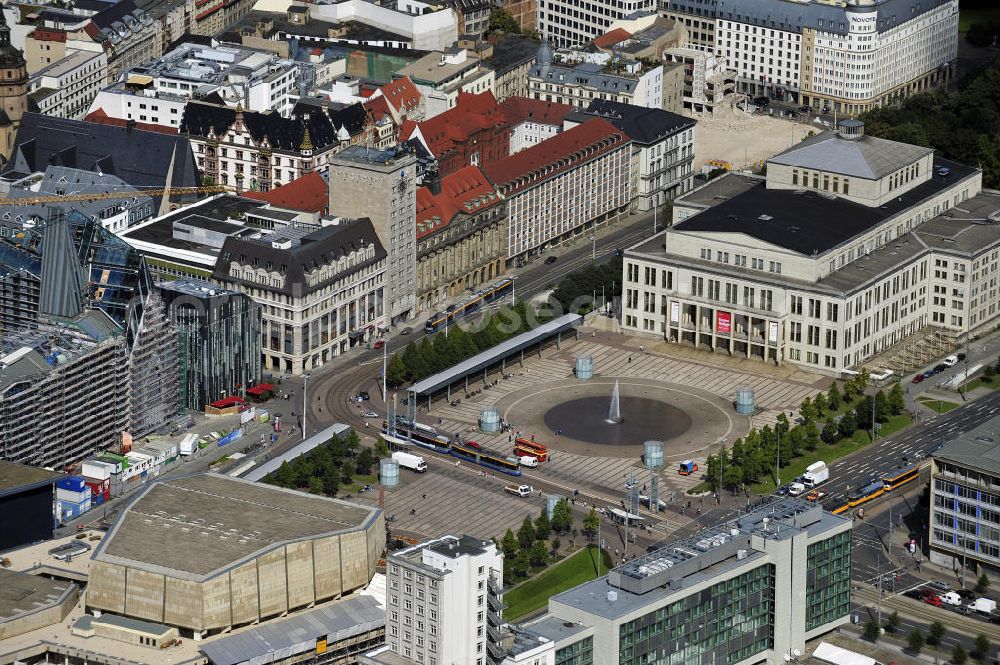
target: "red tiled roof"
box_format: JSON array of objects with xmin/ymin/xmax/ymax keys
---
[
  {"xmin": 409, "ymin": 91, "xmax": 506, "ymax": 159},
  {"xmin": 83, "ymin": 108, "xmax": 178, "ymax": 135},
  {"xmin": 399, "ymin": 118, "xmax": 418, "ymax": 141},
  {"xmin": 483, "ymin": 118, "xmax": 628, "ymax": 195},
  {"xmin": 499, "ymin": 96, "xmax": 574, "ymax": 127},
  {"xmin": 415, "ymin": 165, "xmax": 500, "ymax": 240},
  {"xmin": 379, "ymin": 76, "xmax": 421, "ymax": 114},
  {"xmin": 364, "ymin": 95, "xmax": 392, "ymax": 121},
  {"xmin": 594, "ymin": 27, "xmax": 631, "ymax": 48},
  {"xmin": 244, "ymin": 172, "xmax": 329, "ymax": 214}
]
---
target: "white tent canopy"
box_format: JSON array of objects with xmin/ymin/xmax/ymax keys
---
[{"xmin": 812, "ymin": 642, "xmax": 880, "ymax": 665}]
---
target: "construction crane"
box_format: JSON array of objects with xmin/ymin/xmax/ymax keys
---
[{"xmin": 0, "ymin": 185, "xmax": 234, "ymax": 206}]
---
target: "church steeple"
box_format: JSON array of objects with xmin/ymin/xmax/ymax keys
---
[{"xmin": 0, "ymin": 7, "xmax": 27, "ymax": 163}]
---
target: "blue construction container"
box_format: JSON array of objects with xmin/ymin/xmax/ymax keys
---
[{"xmin": 56, "ymin": 476, "xmax": 86, "ymax": 492}]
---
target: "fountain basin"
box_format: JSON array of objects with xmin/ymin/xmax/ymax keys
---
[{"xmin": 543, "ymin": 396, "xmax": 690, "ymax": 445}]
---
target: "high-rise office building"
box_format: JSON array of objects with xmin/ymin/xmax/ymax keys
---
[{"xmin": 329, "ymin": 146, "xmax": 417, "ymax": 324}]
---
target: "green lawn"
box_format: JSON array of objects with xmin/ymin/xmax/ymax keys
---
[
  {"xmin": 503, "ymin": 546, "xmax": 610, "ymax": 621},
  {"xmin": 959, "ymin": 6, "xmax": 1000, "ymax": 31},
  {"xmin": 960, "ymin": 376, "xmax": 1000, "ymax": 392},
  {"xmin": 750, "ymin": 414, "xmax": 912, "ymax": 493},
  {"xmin": 917, "ymin": 397, "xmax": 961, "ymax": 414}
]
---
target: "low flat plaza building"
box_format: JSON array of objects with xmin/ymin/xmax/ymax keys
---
[
  {"xmin": 87, "ymin": 473, "xmax": 385, "ymax": 638},
  {"xmin": 622, "ymin": 120, "xmax": 989, "ymax": 375},
  {"xmin": 543, "ymin": 497, "xmax": 852, "ymax": 665},
  {"xmin": 930, "ymin": 414, "xmax": 1000, "ymax": 573}
]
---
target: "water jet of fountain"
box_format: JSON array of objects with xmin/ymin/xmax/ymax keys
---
[{"xmin": 607, "ymin": 380, "xmax": 622, "ymax": 423}]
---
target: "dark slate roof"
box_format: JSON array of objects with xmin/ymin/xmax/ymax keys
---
[
  {"xmin": 180, "ymin": 101, "xmax": 344, "ymax": 152},
  {"xmin": 669, "ymin": 0, "xmax": 951, "ymax": 36},
  {"xmin": 212, "ymin": 218, "xmax": 386, "ymax": 297},
  {"xmin": 487, "ymin": 36, "xmax": 541, "ymax": 76},
  {"xmin": 74, "ymin": 0, "xmax": 117, "ymax": 11},
  {"xmin": 674, "ymin": 157, "xmax": 976, "ymax": 255},
  {"xmin": 292, "ymin": 99, "xmax": 368, "ymax": 136},
  {"xmin": 4, "ymin": 113, "xmax": 199, "ymax": 190},
  {"xmin": 572, "ymin": 99, "xmax": 695, "ymax": 145},
  {"xmin": 91, "ymin": 0, "xmax": 144, "ymax": 29}
]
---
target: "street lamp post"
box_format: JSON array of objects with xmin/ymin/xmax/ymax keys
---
[
  {"xmin": 590, "ymin": 233, "xmax": 596, "ymax": 260},
  {"xmin": 382, "ymin": 333, "xmax": 389, "ymax": 406},
  {"xmin": 302, "ymin": 373, "xmax": 310, "ymax": 442}
]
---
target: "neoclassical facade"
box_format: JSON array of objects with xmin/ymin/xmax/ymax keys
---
[{"xmin": 415, "ymin": 166, "xmax": 506, "ymax": 313}]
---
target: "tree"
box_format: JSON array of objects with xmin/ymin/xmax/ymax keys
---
[
  {"xmin": 356, "ymin": 447, "xmax": 375, "ymax": 475},
  {"xmin": 953, "ymin": 644, "xmax": 969, "ymax": 665},
  {"xmin": 501, "ymin": 528, "xmax": 518, "ymax": 557},
  {"xmin": 529, "ymin": 539, "xmax": 548, "ymax": 566},
  {"xmin": 974, "ymin": 633, "xmax": 991, "ymax": 660},
  {"xmin": 837, "ymin": 411, "xmax": 857, "ymax": 439},
  {"xmin": 511, "ymin": 551, "xmax": 529, "ymax": 578},
  {"xmin": 813, "ymin": 392, "xmax": 828, "ymax": 416},
  {"xmin": 552, "ymin": 499, "xmax": 573, "ymax": 533},
  {"xmin": 386, "ymin": 353, "xmax": 408, "ymax": 387},
  {"xmin": 375, "ymin": 437, "xmax": 389, "ymax": 458},
  {"xmin": 977, "ymin": 571, "xmax": 991, "ymax": 593},
  {"xmin": 863, "ymin": 618, "xmax": 881, "ymax": 642},
  {"xmin": 804, "ymin": 421, "xmax": 821, "ymax": 451},
  {"xmin": 583, "ymin": 508, "xmax": 600, "ymax": 540},
  {"xmin": 908, "ymin": 629, "xmax": 925, "ymax": 654},
  {"xmin": 308, "ymin": 476, "xmax": 324, "ymax": 494},
  {"xmin": 486, "ymin": 7, "xmax": 520, "ymax": 36},
  {"xmin": 517, "ymin": 516, "xmax": 536, "ymax": 548},
  {"xmin": 928, "ymin": 620, "xmax": 946, "ymax": 646},
  {"xmin": 722, "ymin": 464, "xmax": 744, "ymax": 492},
  {"xmin": 799, "ymin": 396, "xmax": 816, "ymax": 422},
  {"xmin": 886, "ymin": 610, "xmax": 900, "ymax": 634},
  {"xmin": 535, "ymin": 509, "xmax": 551, "ymax": 540},
  {"xmin": 888, "ymin": 382, "xmax": 906, "ymax": 415},
  {"xmin": 340, "ymin": 459, "xmax": 355, "ymax": 485},
  {"xmin": 985, "ymin": 364, "xmax": 997, "ymax": 382},
  {"xmin": 821, "ymin": 416, "xmax": 839, "ymax": 444},
  {"xmin": 856, "ymin": 367, "xmax": 871, "ymax": 393},
  {"xmin": 827, "ymin": 382, "xmax": 842, "ymax": 410}
]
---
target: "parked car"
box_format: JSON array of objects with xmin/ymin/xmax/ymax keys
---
[
  {"xmin": 924, "ymin": 595, "xmax": 944, "ymax": 607},
  {"xmin": 373, "ymin": 340, "xmax": 385, "ymax": 350},
  {"xmin": 958, "ymin": 352, "xmax": 967, "ymax": 361},
  {"xmin": 359, "ymin": 391, "xmax": 370, "ymax": 401},
  {"xmin": 929, "ymin": 580, "xmax": 952, "ymax": 592},
  {"xmin": 904, "ymin": 589, "xmax": 924, "ymax": 600},
  {"xmin": 805, "ymin": 490, "xmax": 827, "ymax": 502},
  {"xmin": 943, "ymin": 355, "xmax": 959, "ymax": 367},
  {"xmin": 912, "ymin": 374, "xmax": 926, "ymax": 384},
  {"xmin": 545, "ymin": 256, "xmax": 558, "ymax": 265},
  {"xmin": 923, "ymin": 369, "xmax": 936, "ymax": 378},
  {"xmin": 933, "ymin": 363, "xmax": 948, "ymax": 373},
  {"xmin": 400, "ymin": 327, "xmax": 413, "ymax": 335},
  {"xmin": 362, "ymin": 411, "xmax": 379, "ymax": 419},
  {"xmin": 776, "ymin": 484, "xmax": 792, "ymax": 496}
]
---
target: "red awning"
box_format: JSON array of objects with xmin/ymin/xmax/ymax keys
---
[{"xmin": 210, "ymin": 396, "xmax": 246, "ymax": 408}]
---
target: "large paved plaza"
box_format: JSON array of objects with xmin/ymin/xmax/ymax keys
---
[{"xmin": 358, "ymin": 328, "xmax": 826, "ymax": 543}]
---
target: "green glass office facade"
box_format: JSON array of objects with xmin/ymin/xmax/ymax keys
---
[
  {"xmin": 805, "ymin": 531, "xmax": 852, "ymax": 631},
  {"xmin": 556, "ymin": 636, "xmax": 593, "ymax": 665},
  {"xmin": 618, "ymin": 564, "xmax": 775, "ymax": 665}
]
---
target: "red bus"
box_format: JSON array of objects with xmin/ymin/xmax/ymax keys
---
[{"xmin": 514, "ymin": 437, "xmax": 548, "ymax": 462}]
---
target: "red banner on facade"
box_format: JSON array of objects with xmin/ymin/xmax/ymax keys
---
[{"xmin": 716, "ymin": 311, "xmax": 731, "ymax": 334}]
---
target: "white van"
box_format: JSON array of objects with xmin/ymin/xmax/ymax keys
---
[{"xmin": 519, "ymin": 456, "xmax": 539, "ymax": 468}]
